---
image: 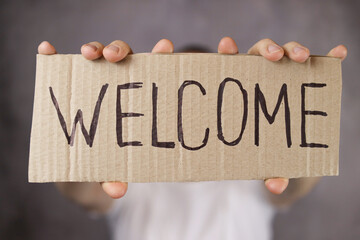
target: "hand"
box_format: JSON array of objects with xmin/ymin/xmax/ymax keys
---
[
  {"xmin": 244, "ymin": 37, "xmax": 347, "ymax": 194},
  {"xmin": 38, "ymin": 37, "xmax": 347, "ymax": 198},
  {"xmin": 38, "ymin": 39, "xmax": 174, "ymax": 199}
]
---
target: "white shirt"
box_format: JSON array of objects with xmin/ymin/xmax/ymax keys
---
[{"xmin": 107, "ymin": 180, "xmax": 275, "ymax": 240}]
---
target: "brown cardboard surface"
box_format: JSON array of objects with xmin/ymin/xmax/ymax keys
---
[{"xmin": 28, "ymin": 53, "xmax": 342, "ymax": 182}]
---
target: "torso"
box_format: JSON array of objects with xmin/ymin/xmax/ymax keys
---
[{"xmin": 107, "ymin": 180, "xmax": 275, "ymax": 240}]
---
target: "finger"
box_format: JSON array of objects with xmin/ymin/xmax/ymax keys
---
[
  {"xmin": 38, "ymin": 41, "xmax": 57, "ymax": 55},
  {"xmin": 151, "ymin": 39, "xmax": 174, "ymax": 53},
  {"xmin": 264, "ymin": 178, "xmax": 289, "ymax": 195},
  {"xmin": 327, "ymin": 45, "xmax": 347, "ymax": 61},
  {"xmin": 247, "ymin": 38, "xmax": 284, "ymax": 61},
  {"xmin": 81, "ymin": 41, "xmax": 105, "ymax": 60},
  {"xmin": 218, "ymin": 36, "xmax": 238, "ymax": 54},
  {"xmin": 282, "ymin": 41, "xmax": 310, "ymax": 63},
  {"xmin": 103, "ymin": 40, "xmax": 133, "ymax": 63},
  {"xmin": 101, "ymin": 182, "xmax": 128, "ymax": 199}
]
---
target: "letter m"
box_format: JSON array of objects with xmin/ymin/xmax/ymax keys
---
[
  {"xmin": 49, "ymin": 84, "xmax": 108, "ymax": 147},
  {"xmin": 255, "ymin": 83, "xmax": 292, "ymax": 147}
]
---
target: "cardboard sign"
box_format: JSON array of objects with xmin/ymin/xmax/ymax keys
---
[{"xmin": 28, "ymin": 53, "xmax": 342, "ymax": 182}]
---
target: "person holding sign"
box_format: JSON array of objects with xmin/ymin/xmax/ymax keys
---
[{"xmin": 38, "ymin": 37, "xmax": 347, "ymax": 240}]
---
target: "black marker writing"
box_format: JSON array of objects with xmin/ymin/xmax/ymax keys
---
[
  {"xmin": 178, "ymin": 80, "xmax": 209, "ymax": 150},
  {"xmin": 217, "ymin": 77, "xmax": 248, "ymax": 146},
  {"xmin": 255, "ymin": 83, "xmax": 291, "ymax": 147},
  {"xmin": 116, "ymin": 82, "xmax": 144, "ymax": 147},
  {"xmin": 152, "ymin": 83, "xmax": 175, "ymax": 148},
  {"xmin": 49, "ymin": 84, "xmax": 109, "ymax": 147},
  {"xmin": 300, "ymin": 83, "xmax": 328, "ymax": 148}
]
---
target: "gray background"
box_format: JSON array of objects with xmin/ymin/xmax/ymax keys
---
[{"xmin": 1, "ymin": 0, "xmax": 359, "ymax": 239}]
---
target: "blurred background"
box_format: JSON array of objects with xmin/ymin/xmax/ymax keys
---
[{"xmin": 0, "ymin": 0, "xmax": 359, "ymax": 239}]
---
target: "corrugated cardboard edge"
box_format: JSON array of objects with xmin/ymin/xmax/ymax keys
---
[{"xmin": 28, "ymin": 54, "xmax": 342, "ymax": 182}]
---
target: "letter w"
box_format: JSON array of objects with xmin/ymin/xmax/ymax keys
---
[{"xmin": 49, "ymin": 84, "xmax": 109, "ymax": 147}]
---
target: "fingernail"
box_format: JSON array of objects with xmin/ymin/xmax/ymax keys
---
[
  {"xmin": 268, "ymin": 44, "xmax": 282, "ymax": 53},
  {"xmin": 265, "ymin": 179, "xmax": 288, "ymax": 194},
  {"xmin": 277, "ymin": 180, "xmax": 288, "ymax": 193},
  {"xmin": 107, "ymin": 45, "xmax": 120, "ymax": 53},
  {"xmin": 264, "ymin": 179, "xmax": 273, "ymax": 189},
  {"xmin": 293, "ymin": 46, "xmax": 306, "ymax": 54},
  {"xmin": 41, "ymin": 41, "xmax": 49, "ymax": 46},
  {"xmin": 84, "ymin": 43, "xmax": 98, "ymax": 51}
]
